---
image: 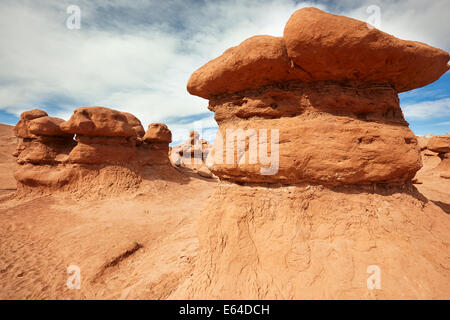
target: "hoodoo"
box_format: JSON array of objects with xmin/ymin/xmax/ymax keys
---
[
  {"xmin": 170, "ymin": 130, "xmax": 213, "ymax": 178},
  {"xmin": 187, "ymin": 7, "xmax": 449, "ymax": 186},
  {"xmin": 12, "ymin": 107, "xmax": 174, "ymax": 194},
  {"xmin": 427, "ymin": 135, "xmax": 450, "ymax": 179},
  {"xmin": 172, "ymin": 7, "xmax": 450, "ymax": 299}
]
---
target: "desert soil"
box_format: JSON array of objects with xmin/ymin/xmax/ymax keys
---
[{"xmin": 0, "ymin": 124, "xmax": 448, "ymax": 299}]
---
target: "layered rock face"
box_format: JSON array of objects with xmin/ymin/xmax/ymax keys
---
[
  {"xmin": 174, "ymin": 7, "xmax": 450, "ymax": 299},
  {"xmin": 13, "ymin": 107, "xmax": 173, "ymax": 191},
  {"xmin": 189, "ymin": 9, "xmax": 449, "ymax": 186},
  {"xmin": 170, "ymin": 131, "xmax": 213, "ymax": 178},
  {"xmin": 427, "ymin": 135, "xmax": 450, "ymax": 178},
  {"xmin": 60, "ymin": 107, "xmax": 141, "ymax": 164},
  {"xmin": 138, "ymin": 123, "xmax": 172, "ymax": 165}
]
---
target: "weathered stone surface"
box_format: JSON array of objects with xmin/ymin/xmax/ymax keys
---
[
  {"xmin": 187, "ymin": 7, "xmax": 449, "ymax": 99},
  {"xmin": 427, "ymin": 135, "xmax": 450, "ymax": 154},
  {"xmin": 28, "ymin": 116, "xmax": 72, "ymax": 137},
  {"xmin": 171, "ymin": 183, "xmax": 450, "ymax": 299},
  {"xmin": 13, "ymin": 109, "xmax": 48, "ymax": 138},
  {"xmin": 60, "ymin": 107, "xmax": 137, "ymax": 137},
  {"xmin": 16, "ymin": 136, "xmax": 75, "ymax": 165},
  {"xmin": 143, "ymin": 123, "xmax": 172, "ymax": 144},
  {"xmin": 170, "ymin": 131, "xmax": 213, "ymax": 178},
  {"xmin": 205, "ymin": 83, "xmax": 420, "ymax": 185},
  {"xmin": 136, "ymin": 143, "xmax": 170, "ymax": 165},
  {"xmin": 123, "ymin": 112, "xmax": 145, "ymax": 138},
  {"xmin": 283, "ymin": 7, "xmax": 450, "ymax": 93},
  {"xmin": 187, "ymin": 35, "xmax": 305, "ymax": 99}
]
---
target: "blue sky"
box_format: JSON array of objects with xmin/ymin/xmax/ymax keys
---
[{"xmin": 0, "ymin": 0, "xmax": 448, "ymax": 145}]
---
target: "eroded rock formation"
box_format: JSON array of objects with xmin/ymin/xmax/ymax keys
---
[
  {"xmin": 12, "ymin": 107, "xmax": 173, "ymax": 192},
  {"xmin": 188, "ymin": 8, "xmax": 448, "ymax": 185},
  {"xmin": 172, "ymin": 7, "xmax": 450, "ymax": 299},
  {"xmin": 170, "ymin": 131, "xmax": 213, "ymax": 178}
]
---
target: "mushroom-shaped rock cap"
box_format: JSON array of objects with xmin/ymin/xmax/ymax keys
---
[
  {"xmin": 14, "ymin": 108, "xmax": 48, "ymax": 138},
  {"xmin": 187, "ymin": 35, "xmax": 306, "ymax": 99},
  {"xmin": 187, "ymin": 8, "xmax": 449, "ymax": 99},
  {"xmin": 283, "ymin": 7, "xmax": 450, "ymax": 92},
  {"xmin": 28, "ymin": 116, "xmax": 72, "ymax": 137},
  {"xmin": 122, "ymin": 112, "xmax": 145, "ymax": 138},
  {"xmin": 427, "ymin": 135, "xmax": 450, "ymax": 153},
  {"xmin": 20, "ymin": 109, "xmax": 48, "ymax": 120},
  {"xmin": 60, "ymin": 107, "xmax": 137, "ymax": 137},
  {"xmin": 143, "ymin": 123, "xmax": 172, "ymax": 143},
  {"xmin": 189, "ymin": 130, "xmax": 200, "ymax": 140}
]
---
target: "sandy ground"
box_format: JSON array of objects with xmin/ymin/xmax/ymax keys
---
[
  {"xmin": 0, "ymin": 123, "xmax": 448, "ymax": 299},
  {"xmin": 0, "ymin": 124, "xmax": 217, "ymax": 299}
]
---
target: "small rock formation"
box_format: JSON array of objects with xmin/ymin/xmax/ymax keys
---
[
  {"xmin": 12, "ymin": 107, "xmax": 174, "ymax": 193},
  {"xmin": 0, "ymin": 124, "xmax": 19, "ymax": 193},
  {"xmin": 172, "ymin": 7, "xmax": 450, "ymax": 299},
  {"xmin": 138, "ymin": 123, "xmax": 172, "ymax": 165},
  {"xmin": 13, "ymin": 110, "xmax": 75, "ymax": 165},
  {"xmin": 427, "ymin": 135, "xmax": 450, "ymax": 179},
  {"xmin": 170, "ymin": 131, "xmax": 213, "ymax": 178}
]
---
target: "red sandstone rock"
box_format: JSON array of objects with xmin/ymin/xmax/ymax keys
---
[
  {"xmin": 67, "ymin": 142, "xmax": 136, "ymax": 164},
  {"xmin": 28, "ymin": 116, "xmax": 72, "ymax": 137},
  {"xmin": 14, "ymin": 109, "xmax": 48, "ymax": 138},
  {"xmin": 20, "ymin": 109, "xmax": 48, "ymax": 121},
  {"xmin": 187, "ymin": 36, "xmax": 307, "ymax": 99},
  {"xmin": 16, "ymin": 136, "xmax": 75, "ymax": 165},
  {"xmin": 283, "ymin": 7, "xmax": 450, "ymax": 93},
  {"xmin": 205, "ymin": 84, "xmax": 420, "ymax": 185},
  {"xmin": 185, "ymin": 7, "xmax": 450, "ymax": 185},
  {"xmin": 170, "ymin": 131, "xmax": 213, "ymax": 178},
  {"xmin": 187, "ymin": 8, "xmax": 449, "ymax": 99},
  {"xmin": 417, "ymin": 136, "xmax": 430, "ymax": 151},
  {"xmin": 123, "ymin": 112, "xmax": 145, "ymax": 138},
  {"xmin": 425, "ymin": 135, "xmax": 450, "ymax": 177},
  {"xmin": 427, "ymin": 135, "xmax": 450, "ymax": 154},
  {"xmin": 13, "ymin": 112, "xmax": 74, "ymax": 164},
  {"xmin": 13, "ymin": 107, "xmax": 173, "ymax": 169},
  {"xmin": 143, "ymin": 123, "xmax": 172, "ymax": 144},
  {"xmin": 60, "ymin": 107, "xmax": 137, "ymax": 137}
]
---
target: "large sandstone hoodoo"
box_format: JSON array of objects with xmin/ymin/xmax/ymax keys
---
[
  {"xmin": 172, "ymin": 8, "xmax": 450, "ymax": 299},
  {"xmin": 12, "ymin": 107, "xmax": 174, "ymax": 193}
]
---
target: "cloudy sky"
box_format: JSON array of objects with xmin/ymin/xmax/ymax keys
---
[{"xmin": 0, "ymin": 0, "xmax": 449, "ymax": 144}]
